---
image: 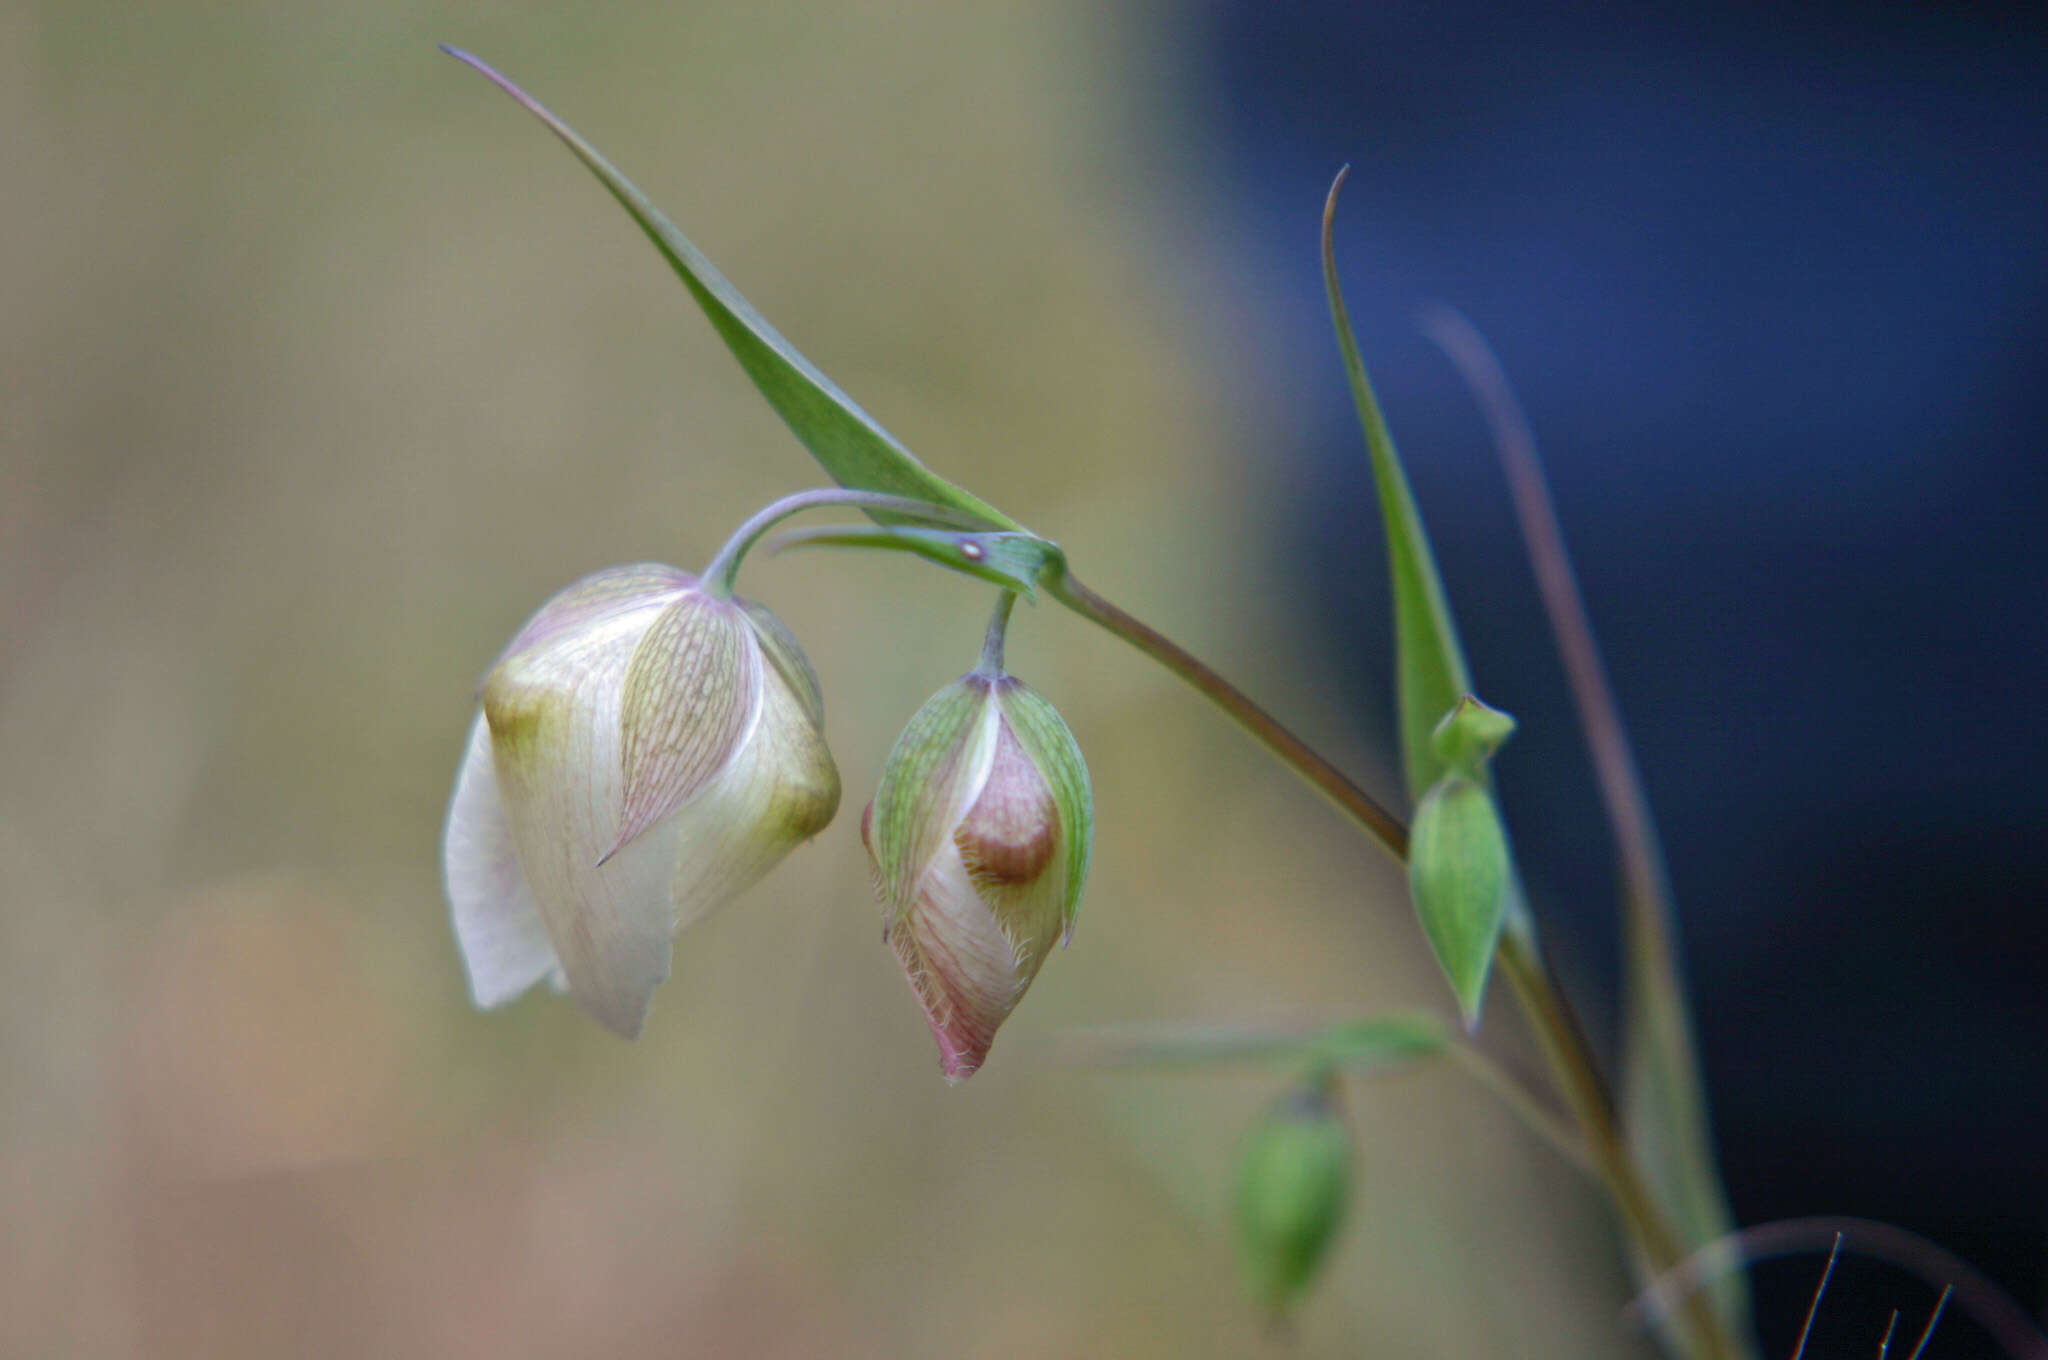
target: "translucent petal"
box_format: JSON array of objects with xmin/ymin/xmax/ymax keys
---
[
  {"xmin": 444, "ymin": 711, "xmax": 562, "ymax": 1008},
  {"xmin": 662, "ymin": 636, "xmax": 840, "ymax": 933},
  {"xmin": 868, "ymin": 678, "xmax": 999, "ymax": 918},
  {"xmin": 740, "ymin": 599, "xmax": 826, "ymax": 729},
  {"xmin": 497, "ymin": 563, "xmax": 694, "ymax": 663},
  {"xmin": 992, "ymin": 680, "xmax": 1093, "ymax": 941},
  {"xmin": 611, "ymin": 593, "xmax": 758, "ymax": 858},
  {"xmin": 954, "ymin": 718, "xmax": 1059, "ymax": 890},
  {"xmin": 891, "ymin": 842, "xmax": 1027, "ymax": 1082},
  {"xmin": 484, "ymin": 594, "xmax": 682, "ymax": 1037}
]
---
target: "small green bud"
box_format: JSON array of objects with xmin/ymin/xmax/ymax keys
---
[
  {"xmin": 1430, "ymin": 694, "xmax": 1516, "ymax": 776},
  {"xmin": 1235, "ymin": 1071, "xmax": 1353, "ymax": 1316},
  {"xmin": 1407, "ymin": 774, "xmax": 1511, "ymax": 1026}
]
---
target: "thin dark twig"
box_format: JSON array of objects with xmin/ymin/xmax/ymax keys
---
[
  {"xmin": 1791, "ymin": 1236, "xmax": 1844, "ymax": 1360},
  {"xmin": 1904, "ymin": 1286, "xmax": 1954, "ymax": 1360},
  {"xmin": 1044, "ymin": 567, "xmax": 1409, "ymax": 860},
  {"xmin": 1417, "ymin": 307, "xmax": 1685, "ymax": 972},
  {"xmin": 1626, "ymin": 1217, "xmax": 2048, "ymax": 1360}
]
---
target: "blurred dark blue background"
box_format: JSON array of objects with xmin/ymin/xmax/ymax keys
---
[{"xmin": 1184, "ymin": 2, "xmax": 2048, "ymax": 1348}]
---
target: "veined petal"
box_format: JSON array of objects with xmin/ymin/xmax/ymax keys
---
[
  {"xmin": 498, "ymin": 564, "xmax": 694, "ymax": 663},
  {"xmin": 611, "ymin": 592, "xmax": 758, "ymax": 858},
  {"xmin": 954, "ymin": 718, "xmax": 1059, "ymax": 887},
  {"xmin": 663, "ymin": 634, "xmax": 840, "ymax": 932},
  {"xmin": 444, "ymin": 710, "xmax": 562, "ymax": 1007},
  {"xmin": 484, "ymin": 593, "xmax": 680, "ymax": 1037},
  {"xmin": 952, "ymin": 717, "xmax": 1070, "ymax": 958},
  {"xmin": 992, "ymin": 679, "xmax": 1093, "ymax": 942},
  {"xmin": 740, "ymin": 599, "xmax": 826, "ymax": 730},
  {"xmin": 891, "ymin": 842, "xmax": 1030, "ymax": 1082},
  {"xmin": 869, "ymin": 677, "xmax": 1000, "ymax": 919}
]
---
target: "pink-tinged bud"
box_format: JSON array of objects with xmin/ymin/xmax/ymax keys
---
[
  {"xmin": 442, "ymin": 564, "xmax": 839, "ymax": 1037},
  {"xmin": 864, "ymin": 672, "xmax": 1092, "ymax": 1081}
]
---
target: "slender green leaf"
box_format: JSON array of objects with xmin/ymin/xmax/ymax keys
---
[
  {"xmin": 1054, "ymin": 1014, "xmax": 1445, "ymax": 1072},
  {"xmin": 1303, "ymin": 1015, "xmax": 1450, "ymax": 1068},
  {"xmin": 1419, "ymin": 308, "xmax": 1753, "ymax": 1355},
  {"xmin": 770, "ymin": 525, "xmax": 1062, "ymax": 597},
  {"xmin": 444, "ymin": 48, "xmax": 1016, "ymax": 530},
  {"xmin": 1320, "ymin": 169, "xmax": 1473, "ymax": 803},
  {"xmin": 1627, "ymin": 945, "xmax": 1753, "ymax": 1353}
]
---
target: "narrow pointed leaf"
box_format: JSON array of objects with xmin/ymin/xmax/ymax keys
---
[
  {"xmin": 1626, "ymin": 943, "xmax": 1754, "ymax": 1353},
  {"xmin": 1321, "ymin": 170, "xmax": 1474, "ymax": 803},
  {"xmin": 771, "ymin": 525, "xmax": 1062, "ymax": 597},
  {"xmin": 1056, "ymin": 1014, "xmax": 1445, "ymax": 1071},
  {"xmin": 1420, "ymin": 308, "xmax": 1752, "ymax": 1354},
  {"xmin": 444, "ymin": 48, "xmax": 1016, "ymax": 531}
]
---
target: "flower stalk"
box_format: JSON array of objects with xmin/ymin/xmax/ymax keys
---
[
  {"xmin": 1039, "ymin": 557, "xmax": 1737, "ymax": 1360},
  {"xmin": 700, "ymin": 487, "xmax": 995, "ymax": 598}
]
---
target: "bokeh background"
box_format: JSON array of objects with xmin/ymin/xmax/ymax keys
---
[{"xmin": 4, "ymin": 2, "xmax": 2043, "ymax": 1357}]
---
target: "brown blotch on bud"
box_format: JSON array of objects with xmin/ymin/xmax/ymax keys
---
[{"xmin": 954, "ymin": 722, "xmax": 1059, "ymax": 887}]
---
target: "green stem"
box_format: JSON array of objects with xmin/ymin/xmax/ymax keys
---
[
  {"xmin": 976, "ymin": 589, "xmax": 1017, "ymax": 676},
  {"xmin": 1042, "ymin": 560, "xmax": 1735, "ymax": 1360},
  {"xmin": 1441, "ymin": 1039, "xmax": 1593, "ymax": 1174},
  {"xmin": 1498, "ymin": 935, "xmax": 1732, "ymax": 1360},
  {"xmin": 701, "ymin": 488, "xmax": 990, "ymax": 597},
  {"xmin": 1042, "ymin": 566, "xmax": 1410, "ymax": 862}
]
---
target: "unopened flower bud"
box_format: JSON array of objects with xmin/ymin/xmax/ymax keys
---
[
  {"xmin": 862, "ymin": 671, "xmax": 1092, "ymax": 1081},
  {"xmin": 443, "ymin": 564, "xmax": 839, "ymax": 1037},
  {"xmin": 1235, "ymin": 1071, "xmax": 1353, "ymax": 1316}
]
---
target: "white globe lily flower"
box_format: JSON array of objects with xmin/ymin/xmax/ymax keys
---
[
  {"xmin": 862, "ymin": 668, "xmax": 1092, "ymax": 1081},
  {"xmin": 444, "ymin": 563, "xmax": 839, "ymax": 1037}
]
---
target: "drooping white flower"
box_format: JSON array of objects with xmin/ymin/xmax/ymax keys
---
[
  {"xmin": 862, "ymin": 671, "xmax": 1091, "ymax": 1081},
  {"xmin": 444, "ymin": 564, "xmax": 839, "ymax": 1037}
]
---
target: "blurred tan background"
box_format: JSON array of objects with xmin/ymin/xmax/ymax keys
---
[{"xmin": 3, "ymin": 2, "xmax": 1646, "ymax": 1355}]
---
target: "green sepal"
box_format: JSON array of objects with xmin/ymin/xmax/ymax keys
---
[
  {"xmin": 868, "ymin": 676, "xmax": 997, "ymax": 913},
  {"xmin": 772, "ymin": 525, "xmax": 1064, "ymax": 598},
  {"xmin": 1407, "ymin": 776, "xmax": 1511, "ymax": 1026},
  {"xmin": 991, "ymin": 679, "xmax": 1093, "ymax": 938},
  {"xmin": 444, "ymin": 48, "xmax": 1016, "ymax": 531},
  {"xmin": 1321, "ymin": 171, "xmax": 1476, "ymax": 804},
  {"xmin": 1234, "ymin": 1070, "xmax": 1353, "ymax": 1316},
  {"xmin": 1431, "ymin": 695, "xmax": 1516, "ymax": 777}
]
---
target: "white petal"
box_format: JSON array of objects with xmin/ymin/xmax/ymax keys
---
[
  {"xmin": 498, "ymin": 564, "xmax": 694, "ymax": 662},
  {"xmin": 662, "ymin": 635, "xmax": 839, "ymax": 931},
  {"xmin": 484, "ymin": 596, "xmax": 683, "ymax": 1038},
  {"xmin": 893, "ymin": 841, "xmax": 1026, "ymax": 1080},
  {"xmin": 444, "ymin": 711, "xmax": 562, "ymax": 1008},
  {"xmin": 611, "ymin": 594, "xmax": 759, "ymax": 858},
  {"xmin": 874, "ymin": 683, "xmax": 1000, "ymax": 916}
]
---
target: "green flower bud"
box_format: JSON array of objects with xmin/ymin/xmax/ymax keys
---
[
  {"xmin": 862, "ymin": 671, "xmax": 1092, "ymax": 1081},
  {"xmin": 1430, "ymin": 694, "xmax": 1516, "ymax": 776},
  {"xmin": 1408, "ymin": 774, "xmax": 1511, "ymax": 1026},
  {"xmin": 443, "ymin": 564, "xmax": 839, "ymax": 1037},
  {"xmin": 1235, "ymin": 1071, "xmax": 1353, "ymax": 1316}
]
